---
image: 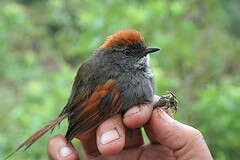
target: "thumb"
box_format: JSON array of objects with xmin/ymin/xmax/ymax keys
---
[{"xmin": 145, "ymin": 108, "xmax": 213, "ymax": 159}]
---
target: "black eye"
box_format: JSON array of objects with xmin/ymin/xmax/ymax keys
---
[{"xmin": 124, "ymin": 49, "xmax": 131, "ymax": 55}]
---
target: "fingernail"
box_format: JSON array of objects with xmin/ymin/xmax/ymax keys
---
[
  {"xmin": 124, "ymin": 106, "xmax": 140, "ymax": 117},
  {"xmin": 60, "ymin": 146, "xmax": 72, "ymax": 157},
  {"xmin": 100, "ymin": 128, "xmax": 120, "ymax": 145},
  {"xmin": 157, "ymin": 108, "xmax": 174, "ymax": 123}
]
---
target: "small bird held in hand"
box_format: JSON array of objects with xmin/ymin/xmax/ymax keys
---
[{"xmin": 6, "ymin": 30, "xmax": 178, "ymax": 158}]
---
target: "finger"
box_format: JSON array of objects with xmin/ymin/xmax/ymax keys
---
[
  {"xmin": 123, "ymin": 102, "xmax": 153, "ymax": 128},
  {"xmin": 124, "ymin": 128, "xmax": 144, "ymax": 149},
  {"xmin": 144, "ymin": 95, "xmax": 174, "ymax": 144},
  {"xmin": 92, "ymin": 144, "xmax": 174, "ymax": 160},
  {"xmin": 92, "ymin": 147, "xmax": 141, "ymax": 160},
  {"xmin": 145, "ymin": 108, "xmax": 213, "ymax": 159},
  {"xmin": 47, "ymin": 134, "xmax": 79, "ymax": 160},
  {"xmin": 75, "ymin": 129, "xmax": 99, "ymax": 157},
  {"xmin": 145, "ymin": 108, "xmax": 191, "ymax": 149},
  {"xmin": 96, "ymin": 114, "xmax": 125, "ymax": 155}
]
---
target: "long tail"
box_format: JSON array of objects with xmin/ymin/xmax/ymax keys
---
[{"xmin": 5, "ymin": 114, "xmax": 67, "ymax": 159}]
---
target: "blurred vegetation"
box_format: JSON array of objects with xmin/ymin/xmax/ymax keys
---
[{"xmin": 0, "ymin": 0, "xmax": 240, "ymax": 159}]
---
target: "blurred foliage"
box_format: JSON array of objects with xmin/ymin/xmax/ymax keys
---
[{"xmin": 0, "ymin": 0, "xmax": 239, "ymax": 159}]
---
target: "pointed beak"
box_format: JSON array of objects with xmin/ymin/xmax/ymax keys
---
[{"xmin": 146, "ymin": 47, "xmax": 160, "ymax": 54}]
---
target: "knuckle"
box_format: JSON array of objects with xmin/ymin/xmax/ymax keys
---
[
  {"xmin": 63, "ymin": 153, "xmax": 79, "ymax": 160},
  {"xmin": 188, "ymin": 128, "xmax": 204, "ymax": 142}
]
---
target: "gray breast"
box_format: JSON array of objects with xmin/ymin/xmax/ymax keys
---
[
  {"xmin": 116, "ymin": 69, "xmax": 155, "ymax": 113},
  {"xmin": 93, "ymin": 52, "xmax": 155, "ymax": 113}
]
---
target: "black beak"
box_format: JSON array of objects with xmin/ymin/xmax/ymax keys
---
[{"xmin": 146, "ymin": 47, "xmax": 160, "ymax": 54}]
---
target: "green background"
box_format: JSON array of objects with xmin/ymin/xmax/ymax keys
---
[{"xmin": 1, "ymin": 0, "xmax": 240, "ymax": 159}]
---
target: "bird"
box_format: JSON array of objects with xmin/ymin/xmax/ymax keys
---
[{"xmin": 6, "ymin": 30, "xmax": 178, "ymax": 159}]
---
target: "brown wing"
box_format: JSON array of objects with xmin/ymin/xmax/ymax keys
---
[
  {"xmin": 58, "ymin": 59, "xmax": 95, "ymax": 117},
  {"xmin": 65, "ymin": 79, "xmax": 122, "ymax": 142}
]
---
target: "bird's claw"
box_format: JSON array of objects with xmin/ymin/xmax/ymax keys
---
[{"xmin": 153, "ymin": 91, "xmax": 178, "ymax": 113}]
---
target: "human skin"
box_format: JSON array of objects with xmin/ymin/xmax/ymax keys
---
[{"xmin": 47, "ymin": 96, "xmax": 213, "ymax": 160}]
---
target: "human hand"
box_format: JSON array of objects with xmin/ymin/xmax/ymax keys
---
[{"xmin": 47, "ymin": 96, "xmax": 213, "ymax": 160}]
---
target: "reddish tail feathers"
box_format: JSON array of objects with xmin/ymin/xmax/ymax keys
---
[{"xmin": 5, "ymin": 114, "xmax": 67, "ymax": 159}]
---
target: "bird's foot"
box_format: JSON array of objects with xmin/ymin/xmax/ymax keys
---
[{"xmin": 153, "ymin": 91, "xmax": 178, "ymax": 113}]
